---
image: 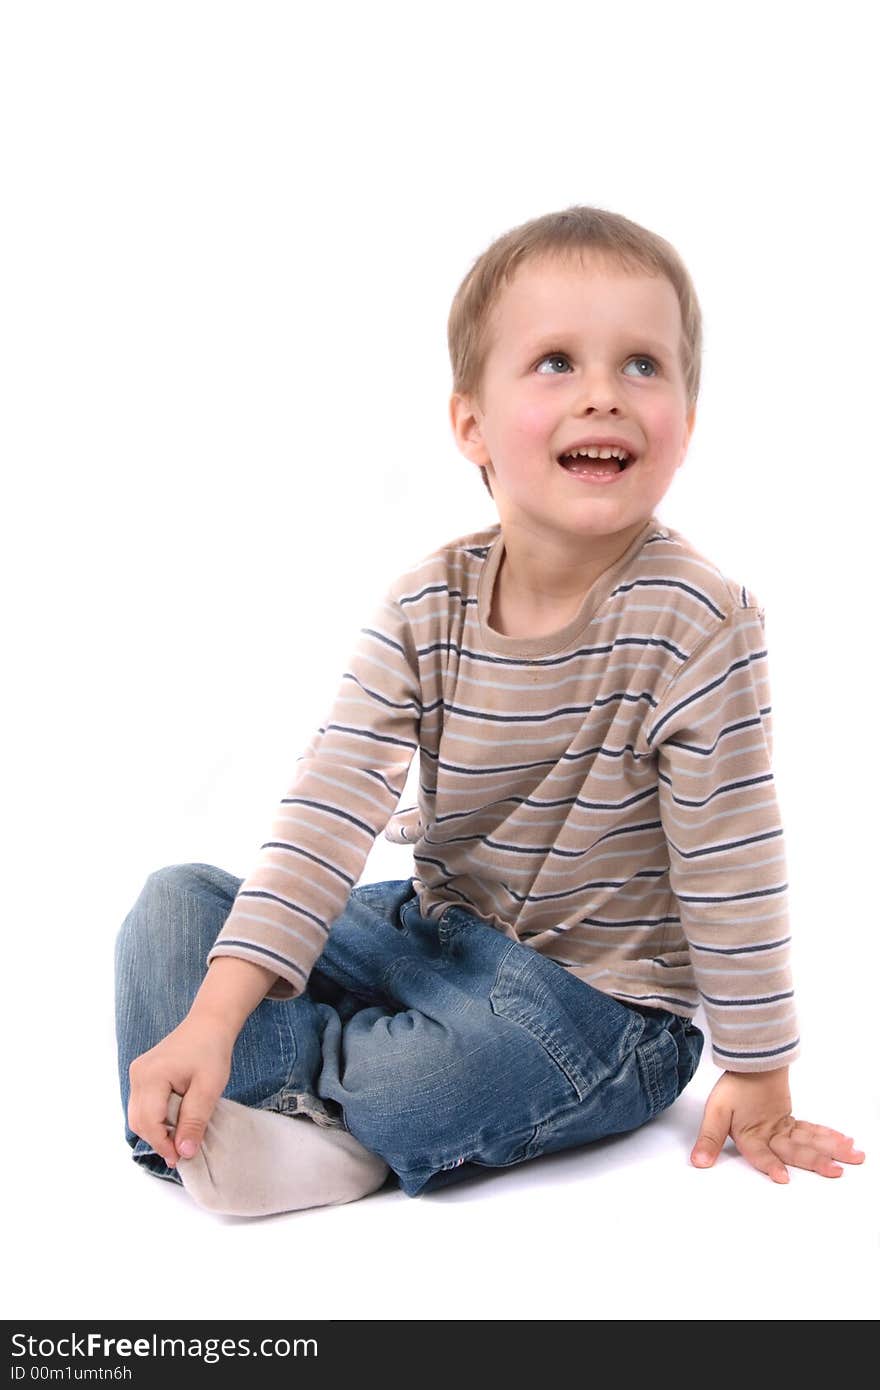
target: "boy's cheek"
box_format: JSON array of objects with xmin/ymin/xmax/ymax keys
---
[
  {"xmin": 643, "ymin": 405, "xmax": 690, "ymax": 454},
  {"xmin": 511, "ymin": 401, "xmax": 558, "ymax": 444}
]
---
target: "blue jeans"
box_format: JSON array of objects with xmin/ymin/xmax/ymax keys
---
[{"xmin": 114, "ymin": 864, "xmax": 704, "ymax": 1198}]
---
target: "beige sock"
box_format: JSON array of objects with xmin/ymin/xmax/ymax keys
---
[{"xmin": 165, "ymin": 1092, "xmax": 390, "ymax": 1217}]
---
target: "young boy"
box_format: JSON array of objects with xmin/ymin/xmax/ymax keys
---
[{"xmin": 115, "ymin": 205, "xmax": 865, "ymax": 1216}]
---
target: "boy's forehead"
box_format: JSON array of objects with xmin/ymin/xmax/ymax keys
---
[{"xmin": 490, "ymin": 254, "xmax": 682, "ymax": 351}]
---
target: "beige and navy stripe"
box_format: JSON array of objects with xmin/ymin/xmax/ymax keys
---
[{"xmin": 207, "ymin": 514, "xmax": 799, "ymax": 1073}]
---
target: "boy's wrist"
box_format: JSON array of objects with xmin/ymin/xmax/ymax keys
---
[
  {"xmin": 722, "ymin": 1065, "xmax": 791, "ymax": 1097},
  {"xmin": 724, "ymin": 1065, "xmax": 789, "ymax": 1079},
  {"xmin": 187, "ymin": 955, "xmax": 279, "ymax": 1040}
]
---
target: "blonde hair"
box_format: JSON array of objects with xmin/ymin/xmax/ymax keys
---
[{"xmin": 447, "ymin": 205, "xmax": 703, "ymax": 498}]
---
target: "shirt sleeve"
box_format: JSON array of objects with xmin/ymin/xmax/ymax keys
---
[
  {"xmin": 206, "ymin": 585, "xmax": 422, "ymax": 1000},
  {"xmin": 385, "ymin": 804, "xmax": 424, "ymax": 844},
  {"xmin": 646, "ymin": 605, "xmax": 800, "ymax": 1073}
]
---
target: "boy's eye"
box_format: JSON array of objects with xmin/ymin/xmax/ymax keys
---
[
  {"xmin": 625, "ymin": 356, "xmax": 659, "ymax": 378},
  {"xmin": 535, "ymin": 352, "xmax": 573, "ymax": 374},
  {"xmin": 534, "ymin": 351, "xmax": 658, "ymax": 377}
]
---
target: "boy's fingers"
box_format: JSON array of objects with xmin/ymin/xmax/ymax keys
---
[
  {"xmin": 768, "ymin": 1134, "xmax": 846, "ymax": 1177},
  {"xmin": 800, "ymin": 1121, "xmax": 854, "ymax": 1143},
  {"xmin": 691, "ymin": 1138, "xmax": 721, "ymax": 1167},
  {"xmin": 786, "ymin": 1125, "xmax": 866, "ymax": 1161},
  {"xmin": 128, "ymin": 1089, "xmax": 179, "ymax": 1169},
  {"xmin": 691, "ymin": 1103, "xmax": 733, "ymax": 1167},
  {"xmin": 173, "ymin": 1087, "xmax": 220, "ymax": 1159},
  {"xmin": 738, "ymin": 1137, "xmax": 790, "ymax": 1183}
]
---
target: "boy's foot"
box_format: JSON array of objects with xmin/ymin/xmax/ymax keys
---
[{"xmin": 165, "ymin": 1092, "xmax": 390, "ymax": 1217}]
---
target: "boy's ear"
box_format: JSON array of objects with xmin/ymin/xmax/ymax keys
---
[
  {"xmin": 449, "ymin": 392, "xmax": 491, "ymax": 469},
  {"xmin": 679, "ymin": 403, "xmax": 697, "ymax": 464}
]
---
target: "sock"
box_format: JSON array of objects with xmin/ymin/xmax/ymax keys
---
[{"xmin": 165, "ymin": 1091, "xmax": 390, "ymax": 1217}]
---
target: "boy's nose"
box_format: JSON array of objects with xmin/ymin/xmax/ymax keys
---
[{"xmin": 571, "ymin": 371, "xmax": 624, "ymax": 415}]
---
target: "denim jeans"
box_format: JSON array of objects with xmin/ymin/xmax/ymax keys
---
[{"xmin": 114, "ymin": 864, "xmax": 704, "ymax": 1198}]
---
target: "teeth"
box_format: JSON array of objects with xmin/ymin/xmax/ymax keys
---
[{"xmin": 560, "ymin": 446, "xmax": 631, "ymax": 462}]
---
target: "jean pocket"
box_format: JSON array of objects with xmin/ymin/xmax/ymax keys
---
[
  {"xmin": 677, "ymin": 1019, "xmax": 705, "ymax": 1092},
  {"xmin": 634, "ymin": 1023, "xmax": 682, "ymax": 1119},
  {"xmin": 489, "ymin": 945, "xmax": 645, "ymax": 1104}
]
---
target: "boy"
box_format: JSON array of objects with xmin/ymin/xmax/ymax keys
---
[{"xmin": 116, "ymin": 205, "xmax": 864, "ymax": 1216}]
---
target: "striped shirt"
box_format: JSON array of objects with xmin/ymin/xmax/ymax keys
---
[{"xmin": 207, "ymin": 512, "xmax": 800, "ymax": 1073}]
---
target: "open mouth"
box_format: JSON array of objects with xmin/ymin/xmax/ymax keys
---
[{"xmin": 557, "ymin": 450, "xmax": 636, "ymax": 479}]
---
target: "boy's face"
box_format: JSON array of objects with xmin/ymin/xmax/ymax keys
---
[{"xmin": 450, "ymin": 253, "xmax": 696, "ymax": 546}]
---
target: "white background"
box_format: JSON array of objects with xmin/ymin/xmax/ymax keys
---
[{"xmin": 3, "ymin": 0, "xmax": 877, "ymax": 1322}]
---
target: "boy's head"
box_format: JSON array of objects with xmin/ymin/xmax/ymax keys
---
[{"xmin": 447, "ymin": 205, "xmax": 701, "ymax": 539}]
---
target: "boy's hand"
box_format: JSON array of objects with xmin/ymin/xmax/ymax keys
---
[
  {"xmin": 127, "ymin": 1016, "xmax": 235, "ymax": 1169},
  {"xmin": 691, "ymin": 1067, "xmax": 866, "ymax": 1183}
]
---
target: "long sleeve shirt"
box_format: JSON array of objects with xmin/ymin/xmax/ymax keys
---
[{"xmin": 206, "ymin": 512, "xmax": 800, "ymax": 1073}]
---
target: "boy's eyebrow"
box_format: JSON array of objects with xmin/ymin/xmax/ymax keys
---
[{"xmin": 522, "ymin": 331, "xmax": 675, "ymax": 358}]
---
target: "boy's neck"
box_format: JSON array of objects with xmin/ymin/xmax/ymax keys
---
[{"xmin": 489, "ymin": 516, "xmax": 652, "ymax": 637}]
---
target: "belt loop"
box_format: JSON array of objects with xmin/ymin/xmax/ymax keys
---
[{"xmin": 437, "ymin": 904, "xmax": 461, "ymax": 950}]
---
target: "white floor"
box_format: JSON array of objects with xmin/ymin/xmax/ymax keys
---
[{"xmin": 8, "ymin": 1000, "xmax": 875, "ymax": 1323}]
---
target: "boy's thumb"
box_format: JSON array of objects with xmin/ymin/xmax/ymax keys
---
[
  {"xmin": 166, "ymin": 1089, "xmax": 212, "ymax": 1159},
  {"xmin": 691, "ymin": 1103, "xmax": 732, "ymax": 1168}
]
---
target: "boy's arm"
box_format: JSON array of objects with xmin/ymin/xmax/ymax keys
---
[
  {"xmin": 187, "ymin": 955, "xmax": 281, "ymax": 1039},
  {"xmin": 649, "ymin": 604, "xmax": 865, "ymax": 1178},
  {"xmin": 205, "ymin": 582, "xmax": 421, "ymax": 998},
  {"xmin": 648, "ymin": 604, "xmax": 799, "ymax": 1072}
]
